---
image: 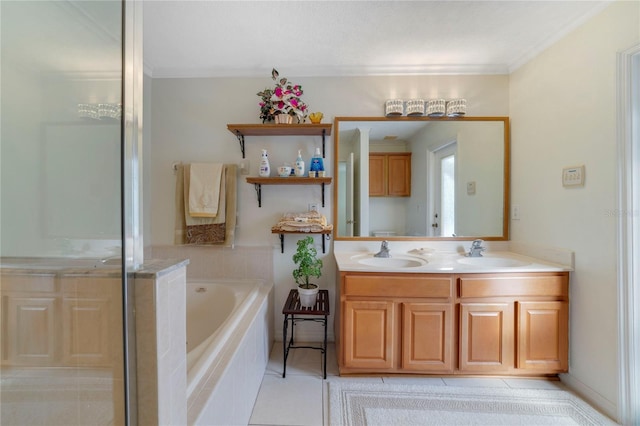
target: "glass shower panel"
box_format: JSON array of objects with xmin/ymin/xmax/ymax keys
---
[{"xmin": 1, "ymin": 1, "xmax": 126, "ymax": 425}]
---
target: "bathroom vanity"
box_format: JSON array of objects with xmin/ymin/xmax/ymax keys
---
[
  {"xmin": 334, "ymin": 250, "xmax": 570, "ymax": 377},
  {"xmin": 332, "ymin": 116, "xmax": 570, "ymax": 377}
]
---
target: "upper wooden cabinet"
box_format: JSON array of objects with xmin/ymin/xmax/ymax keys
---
[{"xmin": 369, "ymin": 152, "xmax": 411, "ymax": 197}]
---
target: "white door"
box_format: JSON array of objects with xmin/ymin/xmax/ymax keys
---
[
  {"xmin": 338, "ymin": 154, "xmax": 356, "ymax": 237},
  {"xmin": 432, "ymin": 143, "xmax": 457, "ymax": 237},
  {"xmin": 346, "ymin": 153, "xmax": 355, "ymax": 237}
]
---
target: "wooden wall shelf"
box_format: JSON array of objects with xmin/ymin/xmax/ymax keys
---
[
  {"xmin": 271, "ymin": 230, "xmax": 332, "ymax": 253},
  {"xmin": 246, "ymin": 176, "xmax": 332, "ymax": 207},
  {"xmin": 227, "ymin": 123, "xmax": 332, "ymax": 158}
]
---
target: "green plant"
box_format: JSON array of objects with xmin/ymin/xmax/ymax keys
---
[{"xmin": 292, "ymin": 236, "xmax": 322, "ymax": 289}]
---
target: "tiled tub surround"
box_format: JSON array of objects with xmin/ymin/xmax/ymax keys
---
[
  {"xmin": 133, "ymin": 259, "xmax": 190, "ymax": 425},
  {"xmin": 150, "ymin": 245, "xmax": 274, "ymax": 282},
  {"xmin": 148, "ymin": 245, "xmax": 276, "ymax": 424}
]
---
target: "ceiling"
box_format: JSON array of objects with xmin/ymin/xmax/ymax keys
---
[{"xmin": 143, "ymin": 0, "xmax": 612, "ymax": 78}]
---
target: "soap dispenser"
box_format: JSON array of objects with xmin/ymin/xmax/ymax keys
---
[
  {"xmin": 295, "ymin": 150, "xmax": 305, "ymax": 177},
  {"xmin": 258, "ymin": 149, "xmax": 270, "ymax": 177},
  {"xmin": 309, "ymin": 147, "xmax": 324, "ymax": 177}
]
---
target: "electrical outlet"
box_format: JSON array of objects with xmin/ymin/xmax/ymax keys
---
[{"xmin": 308, "ymin": 203, "xmax": 319, "ymax": 212}]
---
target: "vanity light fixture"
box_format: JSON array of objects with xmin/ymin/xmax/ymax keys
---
[
  {"xmin": 385, "ymin": 99, "xmax": 404, "ymax": 116},
  {"xmin": 446, "ymin": 98, "xmax": 467, "ymax": 117},
  {"xmin": 405, "ymin": 99, "xmax": 426, "ymax": 116},
  {"xmin": 77, "ymin": 103, "xmax": 99, "ymax": 119},
  {"xmin": 78, "ymin": 103, "xmax": 122, "ymax": 120},
  {"xmin": 426, "ymin": 99, "xmax": 446, "ymax": 117}
]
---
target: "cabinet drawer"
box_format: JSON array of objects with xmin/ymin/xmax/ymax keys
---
[
  {"xmin": 459, "ymin": 273, "xmax": 568, "ymax": 298},
  {"xmin": 344, "ymin": 275, "xmax": 453, "ymax": 298}
]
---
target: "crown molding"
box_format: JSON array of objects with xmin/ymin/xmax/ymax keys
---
[{"xmin": 144, "ymin": 63, "xmax": 509, "ymax": 79}]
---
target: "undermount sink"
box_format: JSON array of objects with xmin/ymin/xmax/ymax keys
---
[
  {"xmin": 354, "ymin": 254, "xmax": 427, "ymax": 268},
  {"xmin": 457, "ymin": 256, "xmax": 531, "ymax": 268}
]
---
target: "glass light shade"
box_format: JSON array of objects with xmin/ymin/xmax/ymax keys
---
[
  {"xmin": 78, "ymin": 103, "xmax": 99, "ymax": 119},
  {"xmin": 385, "ymin": 99, "xmax": 404, "ymax": 116},
  {"xmin": 426, "ymin": 99, "xmax": 446, "ymax": 117},
  {"xmin": 446, "ymin": 99, "xmax": 467, "ymax": 117},
  {"xmin": 405, "ymin": 99, "xmax": 425, "ymax": 116}
]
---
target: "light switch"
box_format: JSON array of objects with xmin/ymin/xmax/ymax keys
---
[
  {"xmin": 562, "ymin": 165, "xmax": 585, "ymax": 187},
  {"xmin": 467, "ymin": 181, "xmax": 476, "ymax": 195},
  {"xmin": 512, "ymin": 204, "xmax": 520, "ymax": 220}
]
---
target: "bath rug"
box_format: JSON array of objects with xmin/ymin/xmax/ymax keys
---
[{"xmin": 328, "ymin": 381, "xmax": 615, "ymax": 425}]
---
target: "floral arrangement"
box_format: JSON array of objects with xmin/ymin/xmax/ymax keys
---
[{"xmin": 257, "ymin": 68, "xmax": 308, "ymax": 123}]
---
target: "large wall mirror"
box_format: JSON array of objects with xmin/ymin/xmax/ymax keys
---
[{"xmin": 333, "ymin": 116, "xmax": 510, "ymax": 241}]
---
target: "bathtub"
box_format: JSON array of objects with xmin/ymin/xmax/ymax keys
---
[{"xmin": 185, "ymin": 279, "xmax": 274, "ymax": 425}]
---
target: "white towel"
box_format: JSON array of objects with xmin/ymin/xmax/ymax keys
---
[{"xmin": 189, "ymin": 163, "xmax": 223, "ymax": 218}]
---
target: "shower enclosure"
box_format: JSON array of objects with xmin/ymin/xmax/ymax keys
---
[{"xmin": 1, "ymin": 1, "xmax": 142, "ymax": 424}]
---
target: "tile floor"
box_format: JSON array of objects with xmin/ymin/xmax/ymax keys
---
[{"xmin": 248, "ymin": 342, "xmax": 570, "ymax": 426}]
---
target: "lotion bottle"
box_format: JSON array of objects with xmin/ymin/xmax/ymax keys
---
[
  {"xmin": 295, "ymin": 150, "xmax": 305, "ymax": 176},
  {"xmin": 258, "ymin": 149, "xmax": 270, "ymax": 177},
  {"xmin": 310, "ymin": 147, "xmax": 324, "ymax": 177}
]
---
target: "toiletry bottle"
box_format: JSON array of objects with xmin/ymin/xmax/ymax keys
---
[
  {"xmin": 259, "ymin": 149, "xmax": 270, "ymax": 177},
  {"xmin": 310, "ymin": 147, "xmax": 324, "ymax": 177},
  {"xmin": 295, "ymin": 150, "xmax": 305, "ymax": 177}
]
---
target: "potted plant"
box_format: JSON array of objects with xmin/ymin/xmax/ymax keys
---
[
  {"xmin": 292, "ymin": 236, "xmax": 323, "ymax": 307},
  {"xmin": 257, "ymin": 68, "xmax": 308, "ymax": 123}
]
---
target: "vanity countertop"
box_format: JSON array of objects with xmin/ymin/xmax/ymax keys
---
[
  {"xmin": 0, "ymin": 257, "xmax": 189, "ymax": 278},
  {"xmin": 334, "ymin": 250, "xmax": 572, "ymax": 274}
]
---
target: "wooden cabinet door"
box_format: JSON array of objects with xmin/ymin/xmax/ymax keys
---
[
  {"xmin": 343, "ymin": 300, "xmax": 395, "ymax": 369},
  {"xmin": 62, "ymin": 297, "xmax": 112, "ymax": 366},
  {"xmin": 459, "ymin": 302, "xmax": 514, "ymax": 372},
  {"xmin": 517, "ymin": 301, "xmax": 568, "ymax": 372},
  {"xmin": 387, "ymin": 154, "xmax": 411, "ymax": 196},
  {"xmin": 369, "ymin": 155, "xmax": 386, "ymax": 196},
  {"xmin": 5, "ymin": 296, "xmax": 57, "ymax": 365},
  {"xmin": 402, "ymin": 302, "xmax": 452, "ymax": 372}
]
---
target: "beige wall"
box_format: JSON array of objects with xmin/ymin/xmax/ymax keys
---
[
  {"xmin": 147, "ymin": 74, "xmax": 508, "ymax": 342},
  {"xmin": 509, "ymin": 0, "xmax": 640, "ymax": 418}
]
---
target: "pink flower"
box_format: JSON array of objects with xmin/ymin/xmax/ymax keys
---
[{"xmin": 260, "ymin": 69, "xmax": 308, "ymax": 120}]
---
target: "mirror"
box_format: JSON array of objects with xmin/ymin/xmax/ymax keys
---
[{"xmin": 333, "ymin": 116, "xmax": 509, "ymax": 240}]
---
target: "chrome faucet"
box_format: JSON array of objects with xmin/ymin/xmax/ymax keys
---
[
  {"xmin": 374, "ymin": 240, "xmax": 391, "ymax": 258},
  {"xmin": 467, "ymin": 239, "xmax": 486, "ymax": 257}
]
